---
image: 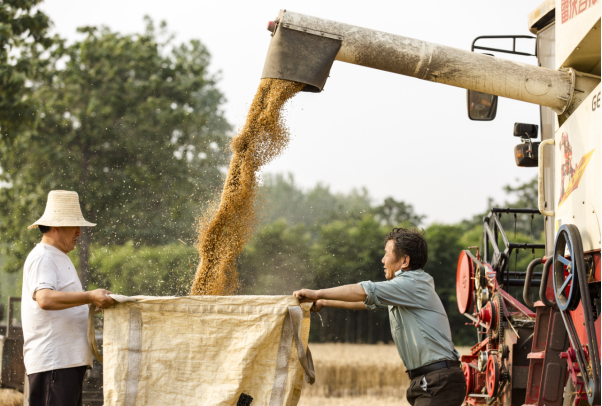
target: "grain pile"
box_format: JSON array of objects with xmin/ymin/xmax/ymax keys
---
[{"xmin": 191, "ymin": 78, "xmax": 304, "ymax": 296}]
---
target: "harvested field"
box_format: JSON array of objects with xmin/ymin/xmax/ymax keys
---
[
  {"xmin": 300, "ymin": 343, "xmax": 470, "ymax": 405},
  {"xmin": 0, "ymin": 389, "xmax": 23, "ymax": 406}
]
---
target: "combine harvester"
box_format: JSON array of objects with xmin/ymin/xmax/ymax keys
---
[{"xmin": 260, "ymin": 1, "xmax": 600, "ymax": 405}]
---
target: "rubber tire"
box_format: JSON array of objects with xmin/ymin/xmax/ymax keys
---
[{"xmin": 563, "ymin": 378, "xmax": 589, "ymax": 406}]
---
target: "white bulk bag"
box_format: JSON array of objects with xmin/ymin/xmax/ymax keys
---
[{"xmin": 88, "ymin": 295, "xmax": 314, "ymax": 406}]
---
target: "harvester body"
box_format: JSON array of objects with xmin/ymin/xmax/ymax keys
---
[{"xmin": 261, "ymin": 2, "xmax": 600, "ymax": 405}]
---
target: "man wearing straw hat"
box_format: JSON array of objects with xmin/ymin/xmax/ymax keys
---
[{"xmin": 22, "ymin": 190, "xmax": 114, "ymax": 406}]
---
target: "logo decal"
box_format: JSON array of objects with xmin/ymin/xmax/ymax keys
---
[
  {"xmin": 561, "ymin": 0, "xmax": 598, "ymax": 24},
  {"xmin": 558, "ymin": 131, "xmax": 595, "ymax": 208}
]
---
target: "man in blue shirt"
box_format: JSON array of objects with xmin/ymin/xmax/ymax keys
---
[{"xmin": 293, "ymin": 227, "xmax": 466, "ymax": 406}]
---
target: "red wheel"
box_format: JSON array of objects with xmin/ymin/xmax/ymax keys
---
[
  {"xmin": 486, "ymin": 354, "xmax": 500, "ymax": 398},
  {"xmin": 462, "ymin": 362, "xmax": 474, "ymax": 397},
  {"xmin": 456, "ymin": 250, "xmax": 474, "ymax": 314}
]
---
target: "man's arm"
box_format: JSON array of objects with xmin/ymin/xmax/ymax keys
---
[
  {"xmin": 313, "ymin": 299, "xmax": 366, "ymax": 311},
  {"xmin": 293, "ymin": 284, "xmax": 367, "ymax": 303},
  {"xmin": 35, "ymin": 289, "xmax": 114, "ymax": 311}
]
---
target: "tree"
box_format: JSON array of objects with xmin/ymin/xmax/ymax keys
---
[
  {"xmin": 373, "ymin": 197, "xmax": 424, "ymax": 227},
  {"xmin": 0, "ymin": 18, "xmax": 231, "ymax": 288},
  {"xmin": 260, "ymin": 173, "xmax": 373, "ymax": 228},
  {"xmin": 238, "ymin": 219, "xmax": 312, "ymax": 295},
  {"xmin": 0, "ymin": 0, "xmax": 55, "ymax": 137},
  {"xmin": 84, "ymin": 242, "xmax": 197, "ymax": 297}
]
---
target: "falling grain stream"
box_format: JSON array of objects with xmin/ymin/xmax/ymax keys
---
[{"xmin": 191, "ymin": 78, "xmax": 304, "ymax": 296}]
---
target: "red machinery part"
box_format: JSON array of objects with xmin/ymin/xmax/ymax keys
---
[
  {"xmin": 479, "ymin": 299, "xmax": 498, "ymax": 332},
  {"xmin": 486, "ymin": 354, "xmax": 500, "ymax": 398},
  {"xmin": 456, "ymin": 250, "xmax": 474, "ymax": 314},
  {"xmin": 462, "ymin": 362, "xmax": 474, "ymax": 397}
]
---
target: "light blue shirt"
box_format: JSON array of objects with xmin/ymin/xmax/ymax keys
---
[{"xmin": 359, "ymin": 269, "xmax": 459, "ymax": 370}]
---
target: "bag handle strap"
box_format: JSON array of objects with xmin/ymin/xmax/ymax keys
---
[
  {"xmin": 88, "ymin": 304, "xmax": 103, "ymax": 363},
  {"xmin": 288, "ymin": 306, "xmax": 315, "ymax": 384}
]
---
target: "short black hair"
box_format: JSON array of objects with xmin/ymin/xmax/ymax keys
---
[
  {"xmin": 38, "ymin": 225, "xmax": 51, "ymax": 234},
  {"xmin": 384, "ymin": 227, "xmax": 428, "ymax": 270}
]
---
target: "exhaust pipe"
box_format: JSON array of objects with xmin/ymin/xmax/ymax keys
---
[{"xmin": 261, "ymin": 10, "xmax": 599, "ymax": 115}]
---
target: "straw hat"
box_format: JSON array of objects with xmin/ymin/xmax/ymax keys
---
[{"xmin": 28, "ymin": 190, "xmax": 96, "ymax": 229}]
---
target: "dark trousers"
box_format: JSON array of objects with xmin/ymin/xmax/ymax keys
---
[
  {"xmin": 28, "ymin": 366, "xmax": 87, "ymax": 406},
  {"xmin": 406, "ymin": 365, "xmax": 466, "ymax": 406}
]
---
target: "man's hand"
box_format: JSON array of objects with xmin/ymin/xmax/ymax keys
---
[
  {"xmin": 88, "ymin": 289, "xmax": 115, "ymax": 309},
  {"xmin": 311, "ymin": 300, "xmax": 326, "ymax": 312},
  {"xmin": 293, "ymin": 289, "xmax": 320, "ymax": 303}
]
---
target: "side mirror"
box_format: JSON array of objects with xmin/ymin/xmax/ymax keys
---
[
  {"xmin": 513, "ymin": 123, "xmax": 540, "ymax": 167},
  {"xmin": 467, "ymin": 90, "xmax": 498, "ymax": 121},
  {"xmin": 514, "ymin": 142, "xmax": 539, "ymax": 167},
  {"xmin": 513, "ymin": 123, "xmax": 538, "ymax": 138}
]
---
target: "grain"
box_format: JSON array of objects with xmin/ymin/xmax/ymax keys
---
[{"xmin": 190, "ymin": 78, "xmax": 304, "ymax": 295}]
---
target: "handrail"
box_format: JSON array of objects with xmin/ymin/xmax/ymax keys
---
[
  {"xmin": 539, "ymin": 257, "xmax": 557, "ymax": 308},
  {"xmin": 523, "ymin": 257, "xmax": 544, "ymax": 307},
  {"xmin": 538, "ymin": 139, "xmax": 555, "ymax": 216}
]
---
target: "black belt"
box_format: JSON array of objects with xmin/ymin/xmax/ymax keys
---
[{"xmin": 406, "ymin": 360, "xmax": 461, "ymax": 379}]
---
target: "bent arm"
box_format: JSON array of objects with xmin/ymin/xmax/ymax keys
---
[{"xmin": 35, "ymin": 288, "xmax": 114, "ymax": 310}]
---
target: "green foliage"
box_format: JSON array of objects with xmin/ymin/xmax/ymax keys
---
[
  {"xmin": 260, "ymin": 173, "xmax": 373, "ymax": 227},
  {"xmin": 260, "ymin": 173, "xmax": 423, "ymax": 232},
  {"xmin": 83, "ymin": 242, "xmax": 197, "ymax": 297},
  {"xmin": 309, "ymin": 215, "xmax": 389, "ymax": 287},
  {"xmin": 239, "ymin": 219, "xmax": 312, "ymax": 295},
  {"xmin": 461, "ymin": 176, "xmax": 544, "ymax": 238},
  {"xmin": 423, "ymin": 223, "xmax": 472, "ymax": 344},
  {"xmin": 0, "ymin": 0, "xmax": 55, "ymax": 136},
  {"xmin": 0, "ymin": 18, "xmax": 231, "ymax": 275}
]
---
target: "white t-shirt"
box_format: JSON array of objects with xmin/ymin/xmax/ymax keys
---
[{"xmin": 21, "ymin": 243, "xmax": 92, "ymax": 374}]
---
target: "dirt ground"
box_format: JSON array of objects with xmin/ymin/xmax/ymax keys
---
[{"xmin": 0, "ymin": 389, "xmax": 23, "ymax": 406}]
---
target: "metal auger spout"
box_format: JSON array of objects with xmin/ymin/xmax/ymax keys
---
[{"xmin": 261, "ymin": 10, "xmax": 599, "ymax": 116}]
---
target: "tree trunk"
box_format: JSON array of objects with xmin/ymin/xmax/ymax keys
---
[
  {"xmin": 78, "ymin": 141, "xmax": 90, "ymax": 290},
  {"xmin": 368, "ymin": 309, "xmax": 374, "ymax": 344},
  {"xmin": 356, "ymin": 310, "xmax": 362, "ymax": 343},
  {"xmin": 79, "ymin": 228, "xmax": 90, "ymax": 289}
]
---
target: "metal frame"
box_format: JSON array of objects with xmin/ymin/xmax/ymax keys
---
[
  {"xmin": 471, "ymin": 35, "xmax": 537, "ymax": 57},
  {"xmin": 481, "ymin": 208, "xmax": 545, "ymax": 289}
]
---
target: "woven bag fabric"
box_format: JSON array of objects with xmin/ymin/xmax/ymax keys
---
[{"xmin": 93, "ymin": 295, "xmax": 313, "ymax": 406}]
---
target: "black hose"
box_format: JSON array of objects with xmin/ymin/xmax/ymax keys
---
[
  {"xmin": 523, "ymin": 257, "xmax": 543, "ymax": 308},
  {"xmin": 539, "ymin": 256, "xmax": 557, "ymax": 308}
]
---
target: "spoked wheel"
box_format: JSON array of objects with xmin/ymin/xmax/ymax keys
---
[{"xmin": 553, "ymin": 224, "xmax": 583, "ymax": 311}]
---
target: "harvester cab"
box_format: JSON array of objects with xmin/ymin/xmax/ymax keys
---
[{"xmin": 259, "ymin": 1, "xmax": 600, "ymax": 405}]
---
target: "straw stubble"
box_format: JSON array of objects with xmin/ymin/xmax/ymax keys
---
[{"xmin": 190, "ymin": 78, "xmax": 304, "ymax": 296}]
